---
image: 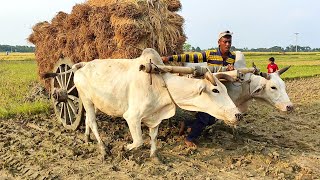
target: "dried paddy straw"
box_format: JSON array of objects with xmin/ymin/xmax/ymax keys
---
[{"xmin": 29, "ymin": 0, "xmax": 185, "ymax": 89}]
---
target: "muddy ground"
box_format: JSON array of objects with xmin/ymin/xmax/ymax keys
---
[{"xmin": 1, "ymin": 76, "xmax": 319, "ymax": 180}]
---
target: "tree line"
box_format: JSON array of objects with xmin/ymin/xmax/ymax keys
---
[
  {"xmin": 0, "ymin": 45, "xmax": 35, "ymax": 53},
  {"xmin": 1, "ymin": 44, "xmax": 319, "ymax": 53},
  {"xmin": 184, "ymin": 43, "xmax": 320, "ymax": 52}
]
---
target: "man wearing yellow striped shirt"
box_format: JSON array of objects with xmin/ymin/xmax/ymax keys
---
[{"xmin": 162, "ymin": 30, "xmax": 236, "ymax": 147}]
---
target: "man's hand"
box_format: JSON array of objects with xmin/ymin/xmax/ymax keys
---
[
  {"xmin": 162, "ymin": 56, "xmax": 169, "ymax": 63},
  {"xmin": 226, "ymin": 64, "xmax": 234, "ymax": 71}
]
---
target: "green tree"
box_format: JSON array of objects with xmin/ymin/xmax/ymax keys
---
[
  {"xmin": 183, "ymin": 43, "xmax": 192, "ymax": 52},
  {"xmin": 0, "ymin": 45, "xmax": 35, "ymax": 52}
]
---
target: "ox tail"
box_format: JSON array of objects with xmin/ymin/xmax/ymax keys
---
[{"xmin": 41, "ymin": 62, "xmax": 88, "ymax": 79}]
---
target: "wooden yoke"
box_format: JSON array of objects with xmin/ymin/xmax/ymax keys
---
[
  {"xmin": 139, "ymin": 63, "xmax": 259, "ymax": 81},
  {"xmin": 139, "ymin": 63, "xmax": 195, "ymax": 74}
]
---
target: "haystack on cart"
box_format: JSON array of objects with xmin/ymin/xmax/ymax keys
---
[{"xmin": 29, "ymin": 0, "xmax": 186, "ymax": 130}]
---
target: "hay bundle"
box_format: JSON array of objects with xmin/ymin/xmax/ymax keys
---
[{"xmin": 29, "ymin": 0, "xmax": 186, "ymax": 89}]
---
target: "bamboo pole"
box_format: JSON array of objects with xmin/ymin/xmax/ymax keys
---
[{"xmin": 139, "ymin": 63, "xmax": 259, "ymax": 81}]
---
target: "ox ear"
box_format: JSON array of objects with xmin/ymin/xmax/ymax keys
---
[
  {"xmin": 260, "ymin": 72, "xmax": 271, "ymax": 80},
  {"xmin": 251, "ymin": 85, "xmax": 264, "ymax": 96}
]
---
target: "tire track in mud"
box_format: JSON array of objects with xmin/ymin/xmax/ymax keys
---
[
  {"xmin": 0, "ymin": 116, "xmax": 58, "ymax": 179},
  {"xmin": 0, "ymin": 152, "xmax": 44, "ymax": 179}
]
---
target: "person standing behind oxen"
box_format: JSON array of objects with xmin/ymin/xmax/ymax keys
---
[
  {"xmin": 267, "ymin": 57, "xmax": 279, "ymax": 73},
  {"xmin": 162, "ymin": 30, "xmax": 236, "ymax": 147}
]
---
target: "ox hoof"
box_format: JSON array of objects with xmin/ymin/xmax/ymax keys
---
[
  {"xmin": 150, "ymin": 150, "xmax": 157, "ymax": 158},
  {"xmin": 98, "ymin": 143, "xmax": 109, "ymax": 160},
  {"xmin": 85, "ymin": 135, "xmax": 92, "ymax": 144},
  {"xmin": 100, "ymin": 153, "xmax": 107, "ymax": 162},
  {"xmin": 126, "ymin": 142, "xmax": 143, "ymax": 151},
  {"xmin": 126, "ymin": 143, "xmax": 136, "ymax": 151},
  {"xmin": 150, "ymin": 155, "xmax": 162, "ymax": 164}
]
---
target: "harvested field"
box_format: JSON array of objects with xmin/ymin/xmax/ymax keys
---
[{"xmin": 0, "ymin": 76, "xmax": 319, "ymax": 179}]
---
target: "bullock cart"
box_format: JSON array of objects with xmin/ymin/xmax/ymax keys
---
[{"xmin": 29, "ymin": 0, "xmax": 257, "ymax": 131}]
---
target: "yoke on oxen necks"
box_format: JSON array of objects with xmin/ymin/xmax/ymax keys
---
[{"xmin": 139, "ymin": 62, "xmax": 256, "ymax": 83}]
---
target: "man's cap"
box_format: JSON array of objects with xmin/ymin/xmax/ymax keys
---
[{"xmin": 218, "ymin": 30, "xmax": 233, "ymax": 40}]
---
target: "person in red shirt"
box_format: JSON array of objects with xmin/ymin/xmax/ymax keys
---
[{"xmin": 267, "ymin": 57, "xmax": 279, "ymax": 73}]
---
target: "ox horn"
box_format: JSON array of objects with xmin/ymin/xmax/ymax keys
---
[
  {"xmin": 214, "ymin": 73, "xmax": 236, "ymax": 82},
  {"xmin": 260, "ymin": 72, "xmax": 271, "ymax": 80},
  {"xmin": 277, "ymin": 66, "xmax": 291, "ymax": 75},
  {"xmin": 204, "ymin": 71, "xmax": 216, "ymax": 86}
]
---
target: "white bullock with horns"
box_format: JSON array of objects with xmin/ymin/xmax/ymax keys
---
[
  {"xmin": 183, "ymin": 51, "xmax": 293, "ymax": 113},
  {"xmin": 226, "ymin": 51, "xmax": 293, "ymax": 113}
]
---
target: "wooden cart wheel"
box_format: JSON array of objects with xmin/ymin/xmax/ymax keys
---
[{"xmin": 51, "ymin": 58, "xmax": 84, "ymax": 130}]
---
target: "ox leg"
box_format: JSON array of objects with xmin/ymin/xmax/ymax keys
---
[
  {"xmin": 149, "ymin": 125, "xmax": 159, "ymax": 157},
  {"xmin": 83, "ymin": 102, "xmax": 106, "ymax": 158},
  {"xmin": 125, "ymin": 118, "xmax": 144, "ymax": 150},
  {"xmin": 85, "ymin": 116, "xmax": 91, "ymax": 143}
]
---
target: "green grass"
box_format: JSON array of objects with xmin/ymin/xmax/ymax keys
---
[
  {"xmin": 0, "ymin": 52, "xmax": 320, "ymax": 119},
  {"xmin": 0, "ymin": 59, "xmax": 50, "ymax": 118},
  {"xmin": 243, "ymin": 52, "xmax": 320, "ymax": 79}
]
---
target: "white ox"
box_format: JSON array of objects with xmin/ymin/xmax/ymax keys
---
[
  {"xmin": 226, "ymin": 51, "xmax": 293, "ymax": 112},
  {"xmin": 52, "ymin": 48, "xmax": 242, "ymax": 158},
  {"xmin": 184, "ymin": 51, "xmax": 293, "ymax": 113}
]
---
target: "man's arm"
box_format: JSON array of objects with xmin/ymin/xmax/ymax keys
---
[{"xmin": 162, "ymin": 52, "xmax": 208, "ymax": 63}]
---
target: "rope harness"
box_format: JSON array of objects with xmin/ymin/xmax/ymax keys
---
[{"xmin": 146, "ymin": 61, "xmax": 179, "ymax": 107}]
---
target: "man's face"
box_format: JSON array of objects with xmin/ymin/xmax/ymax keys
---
[{"xmin": 218, "ymin": 36, "xmax": 232, "ymax": 53}]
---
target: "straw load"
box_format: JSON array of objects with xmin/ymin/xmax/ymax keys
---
[{"xmin": 28, "ymin": 0, "xmax": 185, "ymax": 89}]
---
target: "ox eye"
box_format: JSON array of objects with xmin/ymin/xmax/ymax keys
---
[
  {"xmin": 271, "ymin": 86, "xmax": 277, "ymax": 90},
  {"xmin": 212, "ymin": 89, "xmax": 219, "ymax": 93}
]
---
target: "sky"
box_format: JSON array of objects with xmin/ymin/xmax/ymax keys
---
[{"xmin": 0, "ymin": 0, "xmax": 319, "ymax": 49}]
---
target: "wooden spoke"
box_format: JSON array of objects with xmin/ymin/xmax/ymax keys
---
[
  {"xmin": 66, "ymin": 102, "xmax": 74, "ymax": 125},
  {"xmin": 67, "ymin": 85, "xmax": 76, "ymax": 94},
  {"xmin": 67, "ymin": 72, "xmax": 73, "ymax": 90},
  {"xmin": 59, "ymin": 66, "xmax": 66, "ymax": 89},
  {"xmin": 64, "ymin": 65, "xmax": 68, "ymax": 88},
  {"xmin": 68, "ymin": 94, "xmax": 78, "ymax": 101},
  {"xmin": 67, "ymin": 99, "xmax": 77, "ymax": 115},
  {"xmin": 58, "ymin": 66, "xmax": 63, "ymax": 85},
  {"xmin": 55, "ymin": 76, "xmax": 63, "ymax": 88},
  {"xmin": 63, "ymin": 102, "xmax": 67, "ymax": 124},
  {"xmin": 59, "ymin": 102, "xmax": 64, "ymax": 119}
]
